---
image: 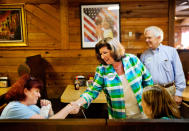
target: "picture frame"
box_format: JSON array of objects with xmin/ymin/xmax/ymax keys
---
[
  {"xmin": 80, "ymin": 3, "xmax": 120, "ymax": 48},
  {"xmin": 0, "ymin": 4, "xmax": 27, "ymax": 46}
]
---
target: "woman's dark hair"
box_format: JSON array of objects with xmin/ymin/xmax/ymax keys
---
[
  {"xmin": 5, "ymin": 74, "xmax": 43, "ymax": 102},
  {"xmin": 95, "ymin": 37, "xmax": 125, "ymax": 65},
  {"xmin": 142, "ymin": 85, "xmax": 180, "ymax": 119}
]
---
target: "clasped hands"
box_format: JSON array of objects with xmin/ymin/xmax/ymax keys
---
[{"xmin": 68, "ymin": 101, "xmax": 81, "ymax": 114}]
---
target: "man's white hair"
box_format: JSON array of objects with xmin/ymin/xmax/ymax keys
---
[{"xmin": 144, "ymin": 26, "xmax": 164, "ymax": 43}]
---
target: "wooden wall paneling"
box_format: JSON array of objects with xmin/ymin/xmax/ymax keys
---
[
  {"xmin": 46, "ymin": 71, "xmax": 96, "ymax": 95},
  {"xmin": 126, "ymin": 41, "xmax": 168, "ymax": 49},
  {"xmin": 0, "ymin": 58, "xmax": 26, "ymax": 66},
  {"xmin": 60, "ymin": 0, "xmax": 69, "ymax": 49},
  {"xmin": 179, "ymin": 52, "xmax": 189, "ymax": 76},
  {"xmin": 27, "ymin": 23, "xmax": 44, "ymax": 33},
  {"xmin": 67, "ymin": 0, "xmax": 168, "ymax": 3},
  {"xmin": 27, "ymin": 32, "xmax": 58, "ymax": 48},
  {"xmin": 168, "ymin": 0, "xmax": 175, "ymax": 46},
  {"xmin": 25, "ymin": 4, "xmax": 60, "ymax": 29},
  {"xmin": 41, "ymin": 50, "xmax": 96, "ymax": 58},
  {"xmin": 38, "ymin": 4, "xmax": 60, "ymax": 21},
  {"xmin": 46, "ymin": 72, "xmax": 95, "ymax": 80},
  {"xmin": 121, "ymin": 18, "xmax": 168, "ymax": 26},
  {"xmin": 46, "ymin": 65, "xmax": 97, "ymax": 73},
  {"xmin": 121, "ymin": 25, "xmax": 168, "ymax": 40},
  {"xmin": 67, "ymin": 0, "xmax": 169, "ymax": 18},
  {"xmin": 68, "ymin": 19, "xmax": 80, "ymax": 27},
  {"xmin": 121, "ymin": 1, "xmax": 168, "ymax": 18},
  {"xmin": 47, "ymin": 80, "xmax": 73, "ymax": 86},
  {"xmin": 68, "ymin": 5, "xmax": 80, "ymax": 19},
  {"xmin": 0, "ymin": 0, "xmax": 58, "ymax": 4},
  {"xmin": 68, "ymin": 27, "xmax": 81, "ymax": 36},
  {"xmin": 125, "ymin": 41, "xmax": 147, "ymax": 49},
  {"xmin": 0, "ymin": 66, "xmax": 18, "ymax": 73},
  {"xmin": 121, "ymin": 17, "xmax": 168, "ymax": 49},
  {"xmin": 25, "ymin": 4, "xmax": 60, "ymax": 40},
  {"xmin": 0, "ymin": 50, "xmax": 45, "ymax": 58},
  {"xmin": 26, "ymin": 14, "xmax": 60, "ymax": 48},
  {"xmin": 26, "ymin": 14, "xmax": 59, "ymax": 49},
  {"xmin": 121, "ymin": 9, "xmax": 168, "ymax": 18},
  {"xmin": 45, "ymin": 74, "xmax": 66, "ymax": 98},
  {"xmin": 67, "ymin": 1, "xmax": 80, "ymax": 49},
  {"xmin": 69, "ymin": 42, "xmax": 82, "ymax": 49},
  {"xmin": 125, "ymin": 0, "xmax": 167, "ymax": 2},
  {"xmin": 28, "ymin": 33, "xmax": 54, "ymax": 42},
  {"xmin": 27, "ymin": 42, "xmax": 58, "ymax": 49},
  {"xmin": 45, "ymin": 57, "xmax": 99, "ymax": 65},
  {"xmin": 121, "ymin": 1, "xmax": 168, "ymax": 11},
  {"xmin": 0, "ymin": 50, "xmax": 96, "ymax": 58}
]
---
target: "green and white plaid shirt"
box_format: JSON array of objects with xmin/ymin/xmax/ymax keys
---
[{"xmin": 81, "ymin": 54, "xmax": 153, "ymax": 119}]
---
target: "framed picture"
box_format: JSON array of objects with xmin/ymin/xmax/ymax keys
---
[
  {"xmin": 81, "ymin": 3, "xmax": 120, "ymax": 48},
  {"xmin": 0, "ymin": 4, "xmax": 27, "ymax": 46}
]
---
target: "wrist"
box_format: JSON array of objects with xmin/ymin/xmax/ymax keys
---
[
  {"xmin": 49, "ymin": 108, "xmax": 54, "ymax": 116},
  {"xmin": 77, "ymin": 103, "xmax": 81, "ymax": 107},
  {"xmin": 67, "ymin": 104, "xmax": 73, "ymax": 110}
]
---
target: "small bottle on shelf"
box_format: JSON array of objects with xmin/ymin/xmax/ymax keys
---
[{"xmin": 74, "ymin": 77, "xmax": 80, "ymax": 90}]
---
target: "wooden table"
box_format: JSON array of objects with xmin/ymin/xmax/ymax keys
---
[
  {"xmin": 60, "ymin": 85, "xmax": 106, "ymax": 103},
  {"xmin": 60, "ymin": 85, "xmax": 189, "ymax": 103},
  {"xmin": 182, "ymin": 86, "xmax": 189, "ymax": 102},
  {"xmin": 0, "ymin": 87, "xmax": 11, "ymax": 96}
]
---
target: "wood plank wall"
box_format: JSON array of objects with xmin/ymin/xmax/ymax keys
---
[{"xmin": 0, "ymin": 0, "xmax": 172, "ymax": 98}]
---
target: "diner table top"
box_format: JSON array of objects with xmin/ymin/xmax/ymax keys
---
[
  {"xmin": 60, "ymin": 85, "xmax": 106, "ymax": 103},
  {"xmin": 1, "ymin": 85, "xmax": 188, "ymax": 102},
  {"xmin": 0, "ymin": 87, "xmax": 11, "ymax": 96},
  {"xmin": 60, "ymin": 85, "xmax": 189, "ymax": 103}
]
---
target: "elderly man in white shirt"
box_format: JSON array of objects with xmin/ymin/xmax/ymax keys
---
[{"xmin": 140, "ymin": 26, "xmax": 186, "ymax": 105}]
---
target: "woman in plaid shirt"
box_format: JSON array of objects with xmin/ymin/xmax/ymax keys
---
[{"xmin": 71, "ymin": 38, "xmax": 153, "ymax": 119}]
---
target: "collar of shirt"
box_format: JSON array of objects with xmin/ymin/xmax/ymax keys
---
[{"xmin": 150, "ymin": 43, "xmax": 162, "ymax": 54}]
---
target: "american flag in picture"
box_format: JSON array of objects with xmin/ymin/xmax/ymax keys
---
[{"xmin": 81, "ymin": 4, "xmax": 120, "ymax": 48}]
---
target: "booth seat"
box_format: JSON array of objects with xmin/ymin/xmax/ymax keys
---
[{"xmin": 0, "ymin": 119, "xmax": 188, "ymax": 131}]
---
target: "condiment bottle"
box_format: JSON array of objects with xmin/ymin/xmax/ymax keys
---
[{"xmin": 75, "ymin": 77, "xmax": 80, "ymax": 90}]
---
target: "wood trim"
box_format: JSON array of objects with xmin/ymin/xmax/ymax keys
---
[
  {"xmin": 25, "ymin": 4, "xmax": 60, "ymax": 33},
  {"xmin": 168, "ymin": 0, "xmax": 175, "ymax": 46},
  {"xmin": 0, "ymin": 49, "xmax": 145, "ymax": 58},
  {"xmin": 60, "ymin": 0, "xmax": 69, "ymax": 49},
  {"xmin": 26, "ymin": 12, "xmax": 60, "ymax": 41},
  {"xmin": 38, "ymin": 4, "xmax": 60, "ymax": 21},
  {"xmin": 0, "ymin": 0, "xmax": 58, "ymax": 4}
]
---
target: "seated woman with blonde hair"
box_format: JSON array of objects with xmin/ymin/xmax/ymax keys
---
[
  {"xmin": 142, "ymin": 85, "xmax": 180, "ymax": 119},
  {"xmin": 0, "ymin": 74, "xmax": 78, "ymax": 119}
]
